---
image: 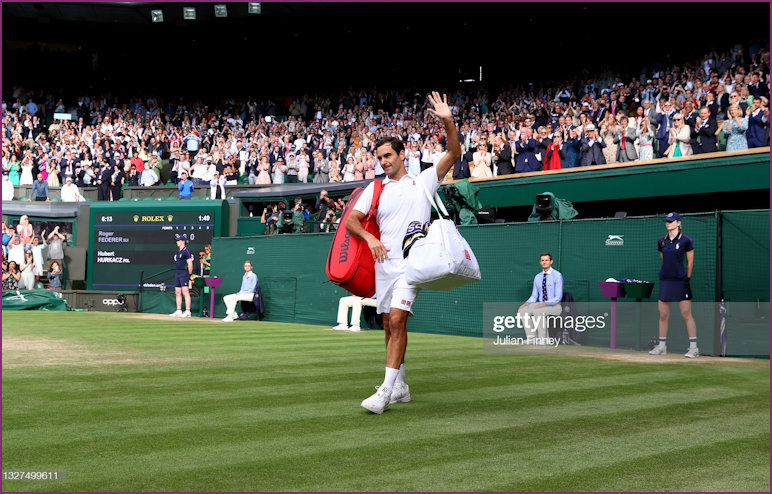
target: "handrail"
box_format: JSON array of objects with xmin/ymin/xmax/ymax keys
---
[{"xmin": 441, "ymin": 146, "xmax": 770, "ymax": 185}]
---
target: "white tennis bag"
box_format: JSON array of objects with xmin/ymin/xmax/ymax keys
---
[{"xmin": 405, "ymin": 183, "xmax": 482, "ymax": 290}]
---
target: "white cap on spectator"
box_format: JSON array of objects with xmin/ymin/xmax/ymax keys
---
[{"xmin": 585, "ymin": 124, "xmax": 596, "ymax": 131}]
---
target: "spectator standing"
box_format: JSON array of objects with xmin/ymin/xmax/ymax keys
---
[
  {"xmin": 60, "ymin": 176, "xmax": 86, "ymax": 202},
  {"xmin": 96, "ymin": 162, "xmax": 111, "ymax": 201},
  {"xmin": 655, "ymin": 100, "xmax": 676, "ymax": 158},
  {"xmin": 177, "ymin": 171, "xmax": 194, "ymax": 199},
  {"xmin": 690, "ymin": 107, "xmax": 719, "ymax": 154},
  {"xmin": 6, "ymin": 155, "xmax": 21, "ymax": 186},
  {"xmin": 16, "ymin": 215, "xmax": 34, "ymax": 245},
  {"xmin": 20, "ymin": 156, "xmax": 34, "ymax": 185},
  {"xmin": 579, "ymin": 124, "xmax": 607, "ymax": 166},
  {"xmin": 2, "ymin": 173, "xmax": 14, "ymax": 200},
  {"xmin": 638, "ymin": 117, "xmax": 656, "ymax": 161},
  {"xmin": 256, "ymin": 157, "xmax": 272, "ymax": 184},
  {"xmin": 471, "ymin": 139, "xmax": 492, "ymax": 178},
  {"xmin": 272, "ymin": 157, "xmax": 287, "ymax": 184},
  {"xmin": 28, "ymin": 173, "xmax": 50, "ymax": 202},
  {"xmin": 723, "ymin": 104, "xmax": 749, "ymax": 151},
  {"xmin": 110, "ymin": 163, "xmax": 125, "ymax": 200},
  {"xmin": 493, "ymin": 134, "xmax": 514, "ymax": 175},
  {"xmin": 2, "ymin": 260, "xmax": 21, "ymax": 291},
  {"xmin": 46, "ymin": 226, "xmax": 65, "ymax": 273},
  {"xmin": 210, "ymin": 170, "xmax": 226, "ymax": 200},
  {"xmin": 615, "ymin": 116, "xmax": 639, "ymax": 162},
  {"xmin": 667, "ymin": 113, "xmax": 693, "ymax": 158},
  {"xmin": 515, "ymin": 127, "xmax": 540, "ymax": 172},
  {"xmin": 30, "ymin": 233, "xmax": 46, "ymax": 284},
  {"xmin": 746, "ymin": 96, "xmax": 769, "ymax": 148},
  {"xmin": 19, "ymin": 249, "xmax": 36, "ymax": 289},
  {"xmin": 562, "ymin": 127, "xmax": 582, "ymax": 168},
  {"xmin": 600, "ymin": 114, "xmax": 620, "ymax": 164},
  {"xmin": 544, "ymin": 135, "xmax": 565, "ymax": 171},
  {"xmin": 47, "ymin": 261, "xmax": 63, "ymax": 291}
]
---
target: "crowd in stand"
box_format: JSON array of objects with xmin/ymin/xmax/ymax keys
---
[
  {"xmin": 2, "ymin": 217, "xmax": 67, "ymax": 291},
  {"xmin": 2, "ymin": 41, "xmax": 769, "ymax": 203}
]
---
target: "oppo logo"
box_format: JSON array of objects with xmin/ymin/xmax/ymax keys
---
[{"xmin": 102, "ymin": 299, "xmax": 125, "ymax": 306}]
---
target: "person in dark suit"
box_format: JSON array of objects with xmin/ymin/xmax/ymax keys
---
[
  {"xmin": 690, "ymin": 107, "xmax": 719, "ymax": 154},
  {"xmin": 514, "ymin": 127, "xmax": 540, "ymax": 173},
  {"xmin": 579, "ymin": 124, "xmax": 607, "ymax": 166},
  {"xmin": 655, "ymin": 101, "xmax": 676, "ymax": 158},
  {"xmin": 748, "ymin": 73, "xmax": 769, "ymax": 99},
  {"xmin": 746, "ymin": 97, "xmax": 770, "ymax": 148},
  {"xmin": 96, "ymin": 162, "xmax": 112, "ymax": 201},
  {"xmin": 109, "ymin": 163, "xmax": 125, "ymax": 201},
  {"xmin": 452, "ymin": 143, "xmax": 472, "ymax": 180},
  {"xmin": 492, "ymin": 134, "xmax": 513, "ymax": 175}
]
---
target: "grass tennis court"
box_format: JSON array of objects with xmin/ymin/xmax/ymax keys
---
[{"xmin": 2, "ymin": 312, "xmax": 769, "ymax": 492}]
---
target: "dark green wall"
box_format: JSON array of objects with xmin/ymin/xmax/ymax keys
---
[{"xmin": 208, "ymin": 210, "xmax": 768, "ymax": 339}]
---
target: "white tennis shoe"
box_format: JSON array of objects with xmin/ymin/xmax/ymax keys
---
[
  {"xmin": 649, "ymin": 345, "xmax": 667, "ymax": 355},
  {"xmin": 361, "ymin": 387, "xmax": 391, "ymax": 414},
  {"xmin": 332, "ymin": 324, "xmax": 349, "ymax": 331},
  {"xmin": 684, "ymin": 347, "xmax": 700, "ymax": 358},
  {"xmin": 169, "ymin": 310, "xmax": 182, "ymax": 318}
]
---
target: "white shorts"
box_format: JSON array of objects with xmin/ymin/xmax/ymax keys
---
[{"xmin": 375, "ymin": 257, "xmax": 419, "ymax": 315}]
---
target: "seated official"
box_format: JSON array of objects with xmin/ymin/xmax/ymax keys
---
[
  {"xmin": 517, "ymin": 253, "xmax": 563, "ymax": 343},
  {"xmin": 221, "ymin": 260, "xmax": 258, "ymax": 322},
  {"xmin": 332, "ymin": 296, "xmax": 377, "ymax": 332}
]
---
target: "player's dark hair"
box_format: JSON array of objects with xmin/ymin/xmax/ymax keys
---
[
  {"xmin": 374, "ymin": 136, "xmax": 404, "ymax": 155},
  {"xmin": 540, "ymin": 253, "xmax": 553, "ymax": 260}
]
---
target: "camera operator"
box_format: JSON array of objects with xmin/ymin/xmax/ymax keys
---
[
  {"xmin": 261, "ymin": 202, "xmax": 281, "ymax": 235},
  {"xmin": 314, "ymin": 189, "xmax": 333, "ymax": 232},
  {"xmin": 321, "ymin": 202, "xmax": 340, "ymax": 233}
]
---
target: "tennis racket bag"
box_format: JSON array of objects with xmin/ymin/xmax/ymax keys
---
[{"xmin": 326, "ymin": 180, "xmax": 384, "ymax": 297}]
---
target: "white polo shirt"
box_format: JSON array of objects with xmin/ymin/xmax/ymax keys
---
[{"xmin": 353, "ymin": 168, "xmax": 439, "ymax": 259}]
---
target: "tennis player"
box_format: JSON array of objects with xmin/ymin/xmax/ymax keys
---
[{"xmin": 346, "ymin": 92, "xmax": 460, "ymax": 413}]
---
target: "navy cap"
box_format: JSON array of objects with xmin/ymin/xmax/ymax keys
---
[
  {"xmin": 174, "ymin": 233, "xmax": 187, "ymax": 241},
  {"xmin": 665, "ymin": 212, "xmax": 682, "ymax": 222}
]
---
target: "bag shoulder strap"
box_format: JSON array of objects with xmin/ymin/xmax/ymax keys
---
[
  {"xmin": 417, "ymin": 177, "xmax": 450, "ymax": 219},
  {"xmin": 365, "ymin": 179, "xmax": 384, "ymax": 221}
]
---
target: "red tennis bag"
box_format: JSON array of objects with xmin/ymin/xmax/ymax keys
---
[{"xmin": 326, "ymin": 180, "xmax": 384, "ymax": 297}]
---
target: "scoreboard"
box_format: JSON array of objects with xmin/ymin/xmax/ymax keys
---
[{"xmin": 87, "ymin": 201, "xmax": 228, "ymax": 290}]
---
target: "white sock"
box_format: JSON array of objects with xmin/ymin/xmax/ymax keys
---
[
  {"xmin": 689, "ymin": 337, "xmax": 697, "ymax": 349},
  {"xmin": 658, "ymin": 337, "xmax": 667, "ymax": 348},
  {"xmin": 380, "ymin": 367, "xmax": 399, "ymax": 391},
  {"xmin": 396, "ymin": 363, "xmax": 406, "ymax": 385}
]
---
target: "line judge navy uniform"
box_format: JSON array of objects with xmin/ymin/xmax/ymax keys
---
[{"xmin": 657, "ymin": 232, "xmax": 693, "ymax": 301}]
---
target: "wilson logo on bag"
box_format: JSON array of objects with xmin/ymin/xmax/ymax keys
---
[{"xmin": 326, "ymin": 180, "xmax": 384, "ymax": 297}]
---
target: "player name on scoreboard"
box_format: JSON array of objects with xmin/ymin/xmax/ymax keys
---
[
  {"xmin": 96, "ymin": 251, "xmax": 130, "ymax": 264},
  {"xmin": 97, "ymin": 231, "xmax": 130, "ymax": 243}
]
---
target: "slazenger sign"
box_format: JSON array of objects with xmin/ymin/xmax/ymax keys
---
[
  {"xmin": 102, "ymin": 299, "xmax": 125, "ymax": 306},
  {"xmin": 605, "ymin": 235, "xmax": 624, "ymax": 246}
]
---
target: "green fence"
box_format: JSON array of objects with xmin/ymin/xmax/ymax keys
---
[{"xmin": 203, "ymin": 210, "xmax": 768, "ymax": 351}]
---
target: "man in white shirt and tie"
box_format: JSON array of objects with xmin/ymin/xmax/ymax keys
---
[{"xmin": 517, "ymin": 253, "xmax": 564, "ymax": 344}]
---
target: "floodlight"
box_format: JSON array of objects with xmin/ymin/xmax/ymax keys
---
[
  {"xmin": 151, "ymin": 9, "xmax": 163, "ymax": 22},
  {"xmin": 214, "ymin": 4, "xmax": 227, "ymax": 17},
  {"xmin": 183, "ymin": 7, "xmax": 196, "ymax": 20},
  {"xmin": 248, "ymin": 3, "xmax": 261, "ymax": 14}
]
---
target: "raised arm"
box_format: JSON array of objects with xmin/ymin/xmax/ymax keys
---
[{"xmin": 426, "ymin": 92, "xmax": 460, "ymax": 181}]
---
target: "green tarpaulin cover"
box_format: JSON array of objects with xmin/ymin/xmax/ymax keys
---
[{"xmin": 2, "ymin": 290, "xmax": 72, "ymax": 311}]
